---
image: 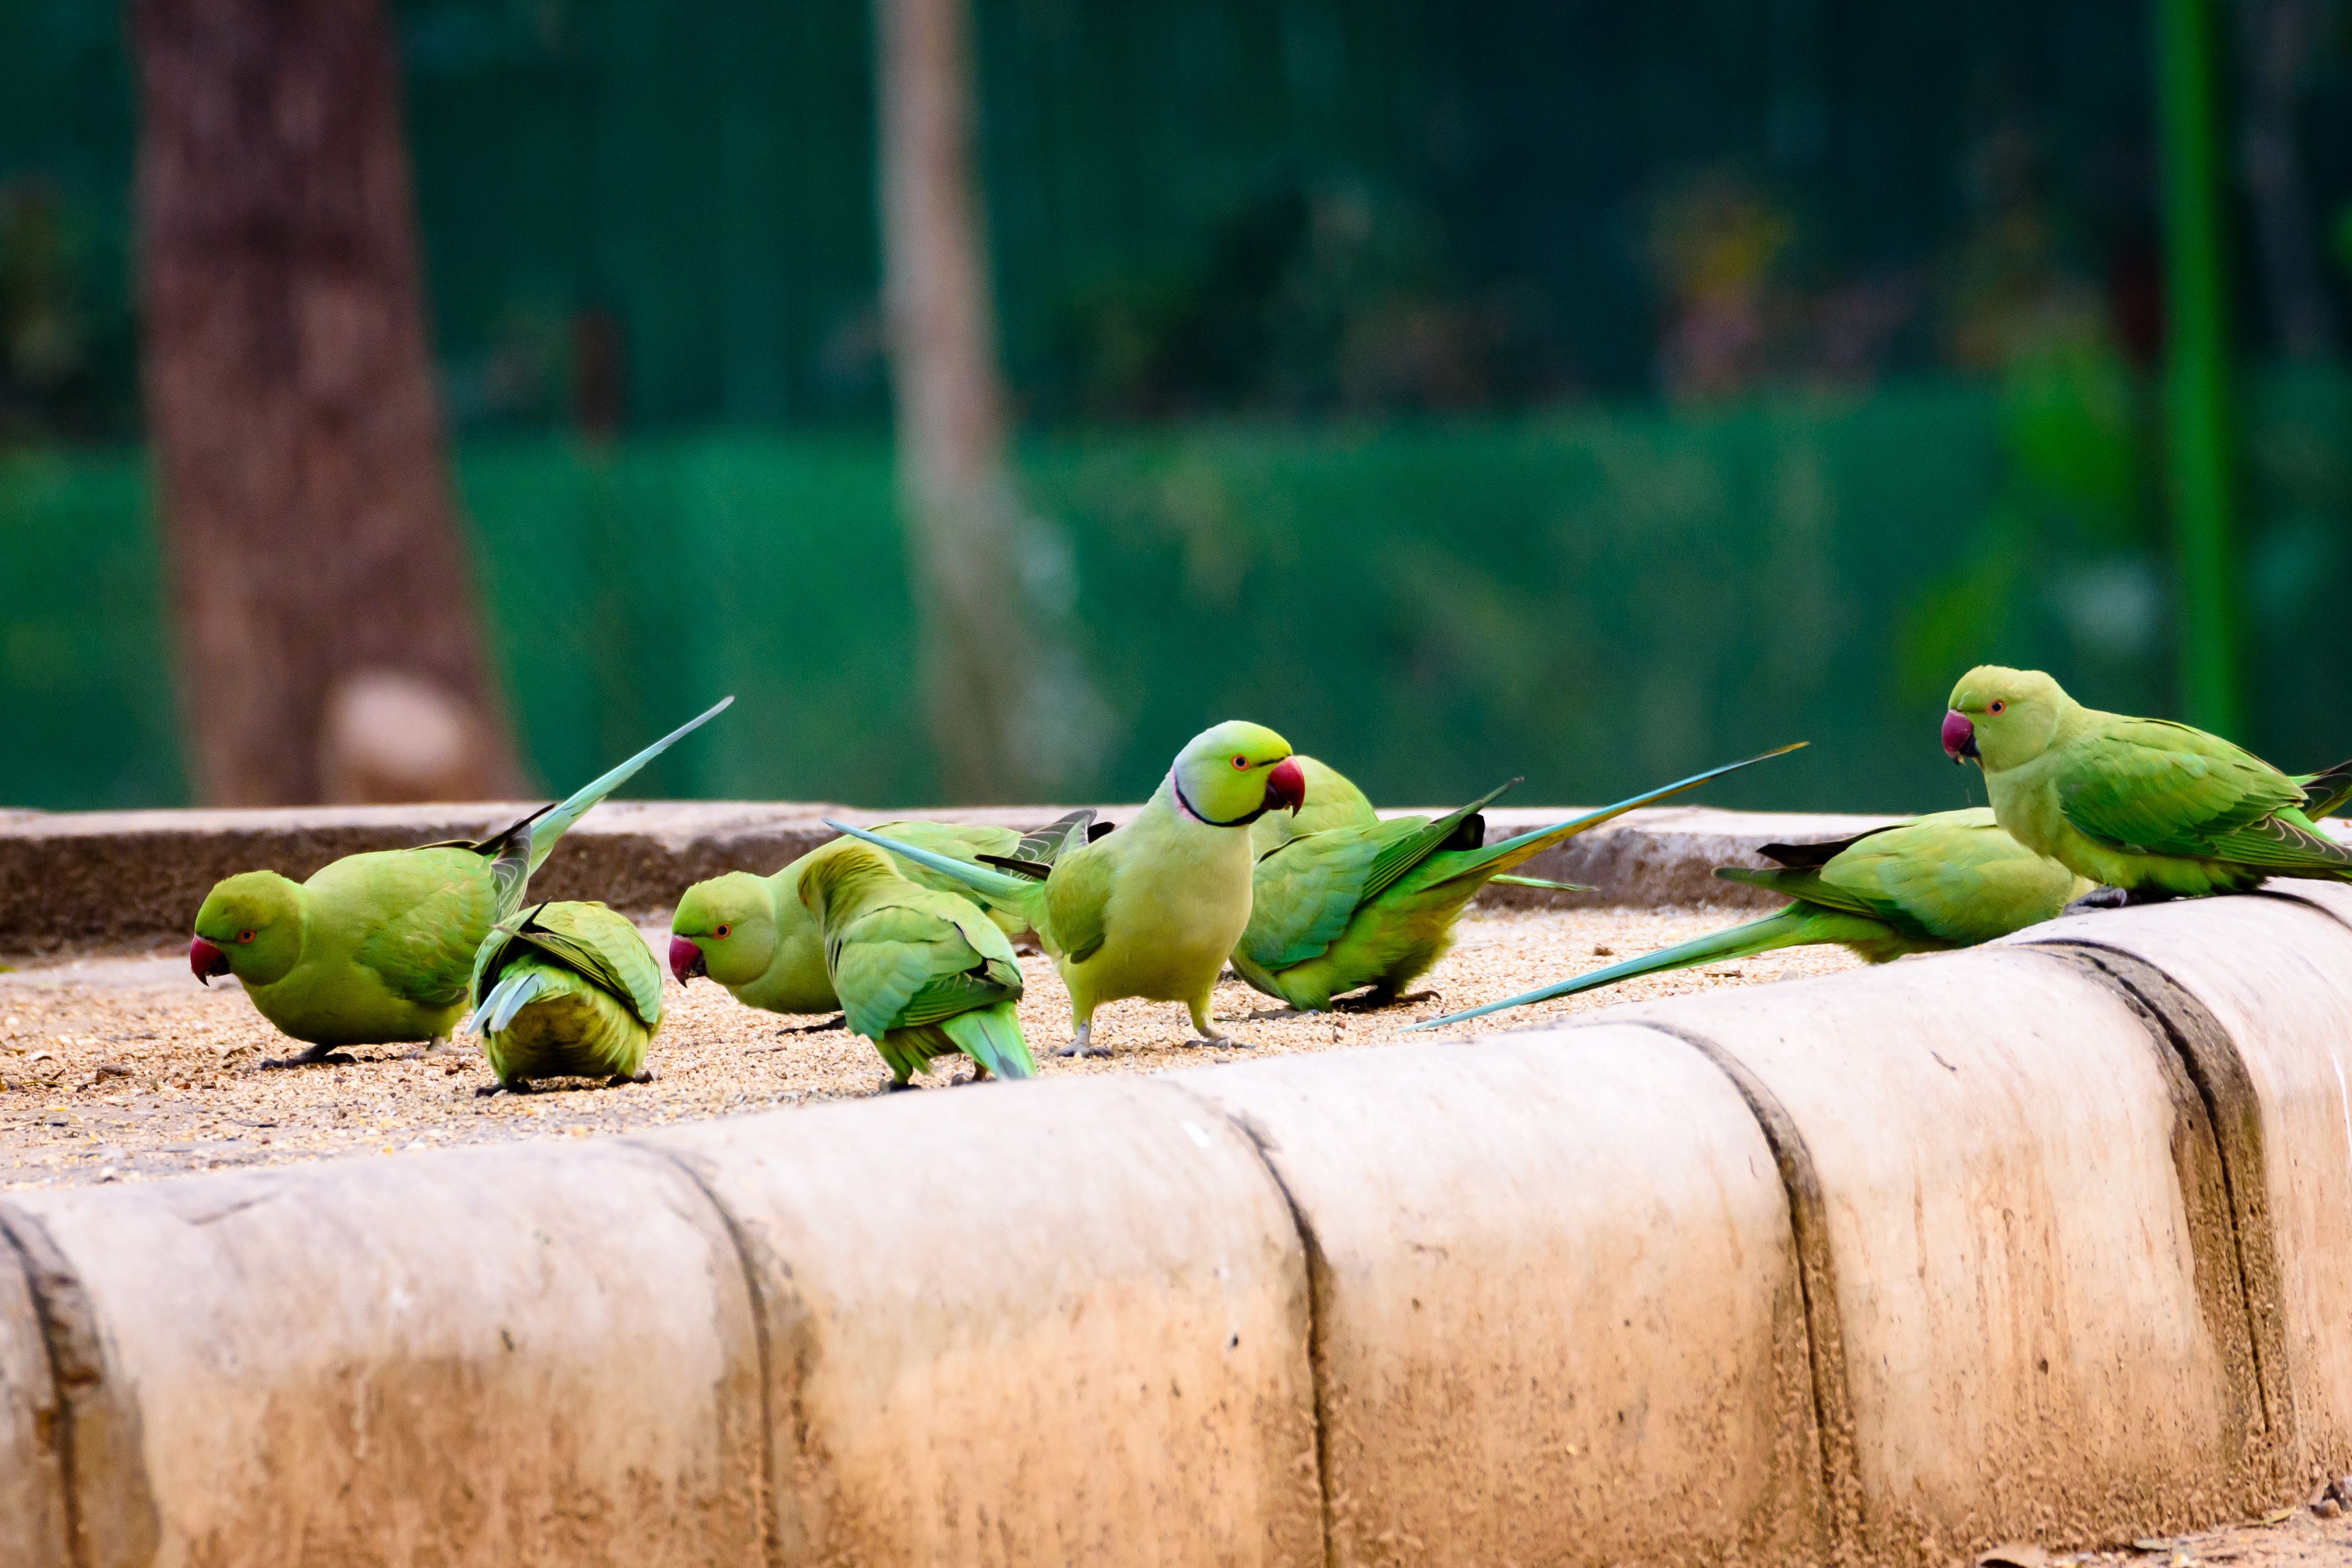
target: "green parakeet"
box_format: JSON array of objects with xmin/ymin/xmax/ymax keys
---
[
  {"xmin": 667, "ymin": 811, "xmax": 1100, "ymax": 1019},
  {"xmin": 189, "ymin": 696, "xmax": 730, "ymax": 1063},
  {"xmin": 825, "ymin": 719, "xmax": 1306, "ymax": 1056},
  {"xmin": 1405, "ymin": 806, "xmax": 2090, "ymax": 1032},
  {"xmin": 1232, "ymin": 745, "xmax": 1803, "ymax": 1012},
  {"xmin": 461, "ymin": 815, "xmax": 663, "ymax": 1094},
  {"xmin": 798, "ymin": 839, "xmax": 1037, "ymax": 1091},
  {"xmin": 1945, "ymin": 666, "xmax": 2352, "ymax": 902}
]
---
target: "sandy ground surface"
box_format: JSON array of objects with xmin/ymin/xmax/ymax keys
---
[
  {"xmin": 1997, "ymin": 1494, "xmax": 2352, "ymax": 1566},
  {"xmin": 0, "ymin": 904, "xmax": 1864, "ymax": 1189}
]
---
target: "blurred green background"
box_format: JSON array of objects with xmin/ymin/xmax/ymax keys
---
[{"xmin": 6, "ymin": 0, "xmax": 2352, "ymax": 811}]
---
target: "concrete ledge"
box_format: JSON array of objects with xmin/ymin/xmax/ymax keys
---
[
  {"xmin": 1608, "ymin": 948, "xmax": 2281, "ymax": 1561},
  {"xmin": 0, "ymin": 800, "xmax": 1900, "ymax": 950},
  {"xmin": 1169, "ymin": 1033, "xmax": 1827, "ymax": 1567},
  {"xmin": 7, "ymin": 886, "xmax": 2352, "ymax": 1563},
  {"xmin": 0, "ymin": 1140, "xmax": 766, "ymax": 1566}
]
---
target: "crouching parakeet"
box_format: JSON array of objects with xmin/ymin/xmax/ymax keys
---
[
  {"xmin": 465, "ymin": 900, "xmax": 665, "ymax": 1094},
  {"xmin": 1249, "ymin": 756, "xmax": 1583, "ymax": 899},
  {"xmin": 798, "ymin": 839, "xmax": 1037, "ymax": 1091},
  {"xmin": 190, "ymin": 697, "xmax": 731, "ymax": 1064},
  {"xmin": 1406, "ymin": 807, "xmax": 2089, "ymax": 1032},
  {"xmin": 826, "ymin": 719, "xmax": 1306, "ymax": 1056},
  {"xmin": 1233, "ymin": 744, "xmax": 1803, "ymax": 1012},
  {"xmin": 1945, "ymin": 666, "xmax": 2352, "ymax": 903},
  {"xmin": 667, "ymin": 811, "xmax": 1099, "ymax": 1020}
]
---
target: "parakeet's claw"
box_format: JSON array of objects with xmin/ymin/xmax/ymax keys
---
[
  {"xmin": 2065, "ymin": 886, "xmax": 2132, "ymax": 914},
  {"xmin": 473, "ymin": 1079, "xmax": 523, "ymax": 1098},
  {"xmin": 260, "ymin": 1043, "xmax": 354, "ymax": 1070},
  {"xmin": 1187, "ymin": 1034, "xmax": 1252, "ymax": 1050},
  {"xmin": 775, "ymin": 1015, "xmax": 847, "ymax": 1035},
  {"xmin": 1329, "ymin": 988, "xmax": 1404, "ymax": 1012},
  {"xmin": 877, "ymin": 1076, "xmax": 917, "ymax": 1094},
  {"xmin": 606, "ymin": 1069, "xmax": 654, "ymax": 1087},
  {"xmin": 1054, "ymin": 1021, "xmax": 1109, "ymax": 1058}
]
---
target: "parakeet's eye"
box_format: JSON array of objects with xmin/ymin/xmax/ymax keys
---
[
  {"xmin": 714, "ymin": 924, "xmax": 732, "ymax": 939},
  {"xmin": 1989, "ymin": 700, "xmax": 2006, "ymax": 715},
  {"xmin": 1231, "ymin": 754, "xmax": 1249, "ymax": 769},
  {"xmin": 236, "ymin": 929, "xmax": 255, "ymax": 944}
]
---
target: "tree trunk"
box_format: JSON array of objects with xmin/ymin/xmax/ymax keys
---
[
  {"xmin": 874, "ymin": 0, "xmax": 1041, "ymax": 804},
  {"xmin": 133, "ymin": 0, "xmax": 524, "ymax": 805}
]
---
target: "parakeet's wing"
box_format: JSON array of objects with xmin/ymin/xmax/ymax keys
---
[
  {"xmin": 2058, "ymin": 720, "xmax": 2307, "ymax": 856},
  {"xmin": 829, "ymin": 901, "xmax": 1003, "ymax": 1037},
  {"xmin": 1041, "ymin": 840, "xmax": 1115, "ymax": 963},
  {"xmin": 1241, "ymin": 824, "xmax": 1392, "ymax": 970},
  {"xmin": 349, "ymin": 851, "xmax": 503, "ymax": 1010},
  {"xmin": 2295, "ymin": 759, "xmax": 2352, "ymax": 822},
  {"xmin": 1359, "ymin": 779, "xmax": 1520, "ymax": 905},
  {"xmin": 1001, "ymin": 809, "xmax": 1100, "ymax": 873},
  {"xmin": 513, "ymin": 903, "xmax": 665, "ymax": 1028}
]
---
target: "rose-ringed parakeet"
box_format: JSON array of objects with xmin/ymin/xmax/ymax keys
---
[
  {"xmin": 667, "ymin": 811, "xmax": 1100, "ymax": 1023},
  {"xmin": 794, "ymin": 838, "xmax": 1038, "ymax": 1091},
  {"xmin": 1233, "ymin": 745, "xmax": 1804, "ymax": 1012},
  {"xmin": 1944, "ymin": 666, "xmax": 2352, "ymax": 904},
  {"xmin": 1405, "ymin": 806, "xmax": 2089, "ymax": 1032},
  {"xmin": 825, "ymin": 719, "xmax": 1306, "ymax": 1056},
  {"xmin": 189, "ymin": 697, "xmax": 731, "ymax": 1065}
]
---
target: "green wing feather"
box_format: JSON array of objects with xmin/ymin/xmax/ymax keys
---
[
  {"xmin": 2058, "ymin": 719, "xmax": 2305, "ymax": 856},
  {"xmin": 1243, "ymin": 824, "xmax": 1392, "ymax": 969},
  {"xmin": 504, "ymin": 903, "xmax": 664, "ymax": 1028},
  {"xmin": 1039, "ymin": 839, "xmax": 1115, "ymax": 963},
  {"xmin": 829, "ymin": 894, "xmax": 1020, "ymax": 1039},
  {"xmin": 349, "ymin": 851, "xmax": 503, "ymax": 1010}
]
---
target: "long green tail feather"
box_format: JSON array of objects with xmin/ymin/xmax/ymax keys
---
[
  {"xmin": 523, "ymin": 695, "xmax": 735, "ymax": 872},
  {"xmin": 1489, "ymin": 874, "xmax": 1594, "ymax": 892},
  {"xmin": 822, "ymin": 821, "xmax": 1041, "ymax": 915},
  {"xmin": 939, "ymin": 1002, "xmax": 1036, "ymax": 1080},
  {"xmin": 1401, "ymin": 906, "xmax": 1822, "ymax": 1032},
  {"xmin": 1428, "ymin": 742, "xmax": 1807, "ymax": 888}
]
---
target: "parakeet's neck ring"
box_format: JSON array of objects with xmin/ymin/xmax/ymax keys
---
[{"xmin": 1170, "ymin": 768, "xmax": 1270, "ymax": 829}]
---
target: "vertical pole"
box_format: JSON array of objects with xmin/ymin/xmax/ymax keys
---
[{"xmin": 2156, "ymin": 0, "xmax": 2245, "ymax": 736}]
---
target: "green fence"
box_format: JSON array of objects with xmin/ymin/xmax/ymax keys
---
[{"xmin": 5, "ymin": 370, "xmax": 2349, "ymax": 815}]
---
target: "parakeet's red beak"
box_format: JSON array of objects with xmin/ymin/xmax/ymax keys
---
[
  {"xmin": 1942, "ymin": 710, "xmax": 1980, "ymax": 762},
  {"xmin": 669, "ymin": 936, "xmax": 708, "ymax": 984},
  {"xmin": 1265, "ymin": 757, "xmax": 1307, "ymax": 812},
  {"xmin": 189, "ymin": 936, "xmax": 230, "ymax": 985}
]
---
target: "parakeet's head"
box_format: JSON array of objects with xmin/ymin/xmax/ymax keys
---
[
  {"xmin": 797, "ymin": 838, "xmax": 899, "ymax": 922},
  {"xmin": 1945, "ymin": 666, "xmax": 2070, "ymax": 771},
  {"xmin": 1170, "ymin": 721, "xmax": 1306, "ymax": 828},
  {"xmin": 669, "ymin": 873, "xmax": 779, "ymax": 986},
  {"xmin": 190, "ymin": 871, "xmax": 304, "ymax": 987}
]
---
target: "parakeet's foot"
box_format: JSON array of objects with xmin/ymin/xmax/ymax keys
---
[
  {"xmin": 776, "ymin": 1015, "xmax": 847, "ymax": 1035},
  {"xmin": 1330, "ymin": 988, "xmax": 1438, "ymax": 1012},
  {"xmin": 1186, "ymin": 1033, "xmax": 1253, "ymax": 1049},
  {"xmin": 474, "ymin": 1078, "xmax": 530, "ymax": 1097},
  {"xmin": 1054, "ymin": 1022, "xmax": 1110, "ymax": 1059},
  {"xmin": 2066, "ymin": 884, "xmax": 2181, "ymax": 914},
  {"xmin": 877, "ymin": 1076, "xmax": 918, "ymax": 1094},
  {"xmin": 260, "ymin": 1043, "xmax": 355, "ymax": 1070},
  {"xmin": 956, "ymin": 1064, "xmax": 994, "ymax": 1085},
  {"xmin": 606, "ymin": 1069, "xmax": 655, "ymax": 1087}
]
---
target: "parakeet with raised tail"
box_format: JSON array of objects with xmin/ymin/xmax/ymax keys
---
[
  {"xmin": 1945, "ymin": 666, "xmax": 2352, "ymax": 904},
  {"xmin": 1233, "ymin": 745, "xmax": 1804, "ymax": 1012},
  {"xmin": 795, "ymin": 838, "xmax": 1036, "ymax": 1091},
  {"xmin": 826, "ymin": 719, "xmax": 1305, "ymax": 1056},
  {"xmin": 189, "ymin": 697, "xmax": 731, "ymax": 1064},
  {"xmin": 461, "ymin": 818, "xmax": 664, "ymax": 1094},
  {"xmin": 1405, "ymin": 807, "xmax": 2088, "ymax": 1032},
  {"xmin": 668, "ymin": 811, "xmax": 1101, "ymax": 1020}
]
